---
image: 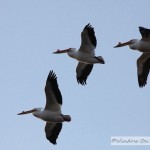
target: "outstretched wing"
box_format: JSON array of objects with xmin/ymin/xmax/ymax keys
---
[
  {"xmin": 45, "ymin": 122, "xmax": 62, "ymax": 144},
  {"xmin": 137, "ymin": 53, "xmax": 150, "ymax": 87},
  {"xmin": 44, "ymin": 70, "xmax": 62, "ymax": 111},
  {"xmin": 76, "ymin": 62, "xmax": 93, "ymax": 85},
  {"xmin": 79, "ymin": 23, "xmax": 97, "ymax": 55}
]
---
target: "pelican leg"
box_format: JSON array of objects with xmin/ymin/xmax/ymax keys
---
[
  {"xmin": 94, "ymin": 56, "xmax": 105, "ymax": 64},
  {"xmin": 61, "ymin": 114, "xmax": 71, "ymax": 122}
]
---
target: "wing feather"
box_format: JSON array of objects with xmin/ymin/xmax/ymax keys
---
[
  {"xmin": 79, "ymin": 23, "xmax": 97, "ymax": 54},
  {"xmin": 45, "ymin": 122, "xmax": 62, "ymax": 144},
  {"xmin": 137, "ymin": 53, "xmax": 150, "ymax": 87},
  {"xmin": 44, "ymin": 71, "xmax": 62, "ymax": 111},
  {"xmin": 139, "ymin": 26, "xmax": 150, "ymax": 40},
  {"xmin": 76, "ymin": 62, "xmax": 93, "ymax": 85}
]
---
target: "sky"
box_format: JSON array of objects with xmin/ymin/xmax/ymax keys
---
[{"xmin": 0, "ymin": 0, "xmax": 150, "ymax": 149}]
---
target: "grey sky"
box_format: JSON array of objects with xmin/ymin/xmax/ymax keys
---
[{"xmin": 0, "ymin": 0, "xmax": 150, "ymax": 150}]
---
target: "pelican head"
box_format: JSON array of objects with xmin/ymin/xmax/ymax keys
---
[
  {"xmin": 53, "ymin": 48, "xmax": 76, "ymax": 54},
  {"xmin": 114, "ymin": 39, "xmax": 138, "ymax": 48},
  {"xmin": 17, "ymin": 107, "xmax": 43, "ymax": 115}
]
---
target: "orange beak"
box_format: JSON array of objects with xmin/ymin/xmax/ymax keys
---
[
  {"xmin": 17, "ymin": 108, "xmax": 37, "ymax": 115},
  {"xmin": 114, "ymin": 40, "xmax": 132, "ymax": 48},
  {"xmin": 53, "ymin": 49, "xmax": 70, "ymax": 54}
]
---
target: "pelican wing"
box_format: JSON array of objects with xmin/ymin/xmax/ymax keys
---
[
  {"xmin": 137, "ymin": 53, "xmax": 150, "ymax": 87},
  {"xmin": 44, "ymin": 71, "xmax": 62, "ymax": 111},
  {"xmin": 45, "ymin": 122, "xmax": 62, "ymax": 144},
  {"xmin": 76, "ymin": 62, "xmax": 93, "ymax": 85},
  {"xmin": 139, "ymin": 26, "xmax": 150, "ymax": 40},
  {"xmin": 79, "ymin": 23, "xmax": 97, "ymax": 54}
]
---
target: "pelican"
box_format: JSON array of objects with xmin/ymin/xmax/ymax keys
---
[
  {"xmin": 53, "ymin": 23, "xmax": 105, "ymax": 85},
  {"xmin": 18, "ymin": 71, "xmax": 71, "ymax": 144},
  {"xmin": 114, "ymin": 26, "xmax": 150, "ymax": 87}
]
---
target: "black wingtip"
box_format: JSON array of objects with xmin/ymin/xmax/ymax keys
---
[
  {"xmin": 139, "ymin": 26, "xmax": 143, "ymax": 29},
  {"xmin": 139, "ymin": 26, "xmax": 150, "ymax": 39},
  {"xmin": 83, "ymin": 23, "xmax": 97, "ymax": 47},
  {"xmin": 138, "ymin": 77, "xmax": 147, "ymax": 88},
  {"xmin": 77, "ymin": 78, "xmax": 87, "ymax": 86},
  {"xmin": 139, "ymin": 26, "xmax": 145, "ymax": 33},
  {"xmin": 46, "ymin": 123, "xmax": 62, "ymax": 145},
  {"xmin": 76, "ymin": 64, "xmax": 93, "ymax": 86},
  {"xmin": 84, "ymin": 23, "xmax": 93, "ymax": 30},
  {"xmin": 46, "ymin": 136, "xmax": 57, "ymax": 145},
  {"xmin": 139, "ymin": 83, "xmax": 146, "ymax": 88},
  {"xmin": 139, "ymin": 26, "xmax": 147, "ymax": 30},
  {"xmin": 48, "ymin": 70, "xmax": 57, "ymax": 80},
  {"xmin": 137, "ymin": 57, "xmax": 150, "ymax": 88},
  {"xmin": 46, "ymin": 70, "xmax": 62, "ymax": 105}
]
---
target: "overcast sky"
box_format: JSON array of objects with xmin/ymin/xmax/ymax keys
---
[{"xmin": 0, "ymin": 0, "xmax": 150, "ymax": 150}]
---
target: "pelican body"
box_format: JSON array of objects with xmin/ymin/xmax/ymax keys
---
[
  {"xmin": 53, "ymin": 23, "xmax": 105, "ymax": 85},
  {"xmin": 32, "ymin": 109, "xmax": 70, "ymax": 122},
  {"xmin": 18, "ymin": 71, "xmax": 71, "ymax": 145},
  {"xmin": 114, "ymin": 27, "xmax": 150, "ymax": 87},
  {"xmin": 60, "ymin": 48, "xmax": 104, "ymax": 64}
]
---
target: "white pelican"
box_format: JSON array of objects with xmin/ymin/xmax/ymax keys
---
[
  {"xmin": 18, "ymin": 71, "xmax": 71, "ymax": 144},
  {"xmin": 114, "ymin": 26, "xmax": 150, "ymax": 87},
  {"xmin": 53, "ymin": 23, "xmax": 105, "ymax": 85}
]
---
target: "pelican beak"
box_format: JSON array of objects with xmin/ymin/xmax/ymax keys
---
[
  {"xmin": 17, "ymin": 108, "xmax": 37, "ymax": 115},
  {"xmin": 114, "ymin": 40, "xmax": 132, "ymax": 48},
  {"xmin": 53, "ymin": 48, "xmax": 70, "ymax": 54}
]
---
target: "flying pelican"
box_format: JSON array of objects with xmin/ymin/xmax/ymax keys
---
[
  {"xmin": 114, "ymin": 26, "xmax": 150, "ymax": 87},
  {"xmin": 18, "ymin": 71, "xmax": 71, "ymax": 144},
  {"xmin": 53, "ymin": 23, "xmax": 105, "ymax": 85}
]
